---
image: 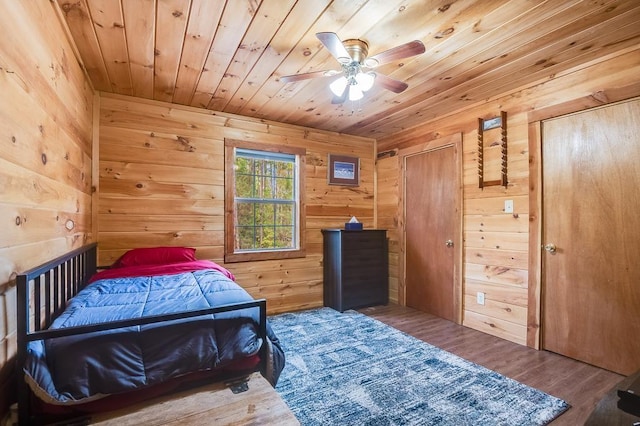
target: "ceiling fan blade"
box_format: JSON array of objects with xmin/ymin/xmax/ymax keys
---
[
  {"xmin": 374, "ymin": 73, "xmax": 409, "ymax": 93},
  {"xmin": 366, "ymin": 40, "xmax": 425, "ymax": 67},
  {"xmin": 280, "ymin": 70, "xmax": 337, "ymax": 83},
  {"xmin": 316, "ymin": 32, "xmax": 351, "ymax": 63}
]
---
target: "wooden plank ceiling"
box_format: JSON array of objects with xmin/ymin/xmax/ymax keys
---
[{"xmin": 57, "ymin": 0, "xmax": 640, "ymax": 139}]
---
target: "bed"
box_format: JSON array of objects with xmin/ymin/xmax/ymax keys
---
[{"xmin": 16, "ymin": 244, "xmax": 285, "ymax": 426}]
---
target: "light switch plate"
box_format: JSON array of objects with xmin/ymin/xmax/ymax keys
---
[
  {"xmin": 477, "ymin": 292, "xmax": 485, "ymax": 305},
  {"xmin": 504, "ymin": 199, "xmax": 514, "ymax": 213}
]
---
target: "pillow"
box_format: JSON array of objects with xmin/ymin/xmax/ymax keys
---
[{"xmin": 113, "ymin": 247, "xmax": 197, "ymax": 268}]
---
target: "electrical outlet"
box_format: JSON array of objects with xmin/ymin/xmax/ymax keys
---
[
  {"xmin": 477, "ymin": 292, "xmax": 485, "ymax": 305},
  {"xmin": 504, "ymin": 199, "xmax": 514, "ymax": 213}
]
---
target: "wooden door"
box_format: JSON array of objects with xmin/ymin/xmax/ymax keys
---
[
  {"xmin": 542, "ymin": 98, "xmax": 640, "ymax": 375},
  {"xmin": 405, "ymin": 146, "xmax": 456, "ymax": 321}
]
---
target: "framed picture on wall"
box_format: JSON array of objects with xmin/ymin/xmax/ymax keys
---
[{"xmin": 328, "ymin": 154, "xmax": 359, "ymax": 186}]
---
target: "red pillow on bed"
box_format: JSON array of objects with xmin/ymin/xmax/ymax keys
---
[{"xmin": 113, "ymin": 247, "xmax": 197, "ymax": 268}]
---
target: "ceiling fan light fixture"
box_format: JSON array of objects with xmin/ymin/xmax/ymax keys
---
[
  {"xmin": 329, "ymin": 76, "xmax": 348, "ymax": 96},
  {"xmin": 348, "ymin": 85, "xmax": 364, "ymax": 101},
  {"xmin": 364, "ymin": 57, "xmax": 379, "ymax": 68},
  {"xmin": 356, "ymin": 72, "xmax": 375, "ymax": 92}
]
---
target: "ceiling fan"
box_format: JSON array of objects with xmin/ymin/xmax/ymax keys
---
[{"xmin": 280, "ymin": 32, "xmax": 425, "ymax": 104}]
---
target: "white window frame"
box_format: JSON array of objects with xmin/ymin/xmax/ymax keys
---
[{"xmin": 224, "ymin": 139, "xmax": 306, "ymax": 263}]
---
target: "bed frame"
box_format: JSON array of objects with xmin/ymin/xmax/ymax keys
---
[{"xmin": 16, "ymin": 243, "xmax": 267, "ymax": 426}]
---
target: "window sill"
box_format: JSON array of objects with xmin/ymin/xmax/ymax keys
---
[{"xmin": 224, "ymin": 248, "xmax": 306, "ymax": 263}]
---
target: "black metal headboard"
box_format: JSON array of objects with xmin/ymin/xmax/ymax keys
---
[
  {"xmin": 15, "ymin": 242, "xmax": 97, "ymax": 426},
  {"xmin": 16, "ymin": 243, "xmax": 98, "ymax": 333}
]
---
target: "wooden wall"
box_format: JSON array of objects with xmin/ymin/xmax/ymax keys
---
[
  {"xmin": 98, "ymin": 93, "xmax": 376, "ymax": 314},
  {"xmin": 376, "ymin": 47, "xmax": 640, "ymax": 346},
  {"xmin": 376, "ymin": 153, "xmax": 400, "ymax": 304},
  {"xmin": 0, "ymin": 1, "xmax": 95, "ymax": 415}
]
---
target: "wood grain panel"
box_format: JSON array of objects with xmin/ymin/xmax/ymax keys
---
[
  {"xmin": 122, "ymin": 0, "xmax": 155, "ymax": 98},
  {"xmin": 208, "ymin": 0, "xmax": 296, "ymax": 112},
  {"xmin": 1, "ymin": 206, "xmax": 87, "ymax": 249},
  {"xmin": 154, "ymin": 0, "xmax": 189, "ymax": 102},
  {"xmin": 91, "ymin": 372, "xmax": 299, "ymax": 425},
  {"xmin": 464, "ymin": 231, "xmax": 528, "ymax": 251},
  {"xmin": 97, "ymin": 214, "xmax": 223, "ymax": 232},
  {"xmin": 190, "ymin": 1, "xmax": 257, "ymax": 108},
  {"xmin": 464, "ymin": 310, "xmax": 527, "ymax": 345},
  {"xmin": 100, "ymin": 143, "xmax": 221, "ymax": 169},
  {"xmin": 86, "ymin": 0, "xmax": 132, "ymax": 94},
  {"xmin": 465, "ymin": 280, "xmax": 528, "ymax": 307},
  {"xmin": 465, "ymin": 248, "xmax": 528, "ymax": 270},
  {"xmin": 99, "ymin": 199, "xmax": 224, "ymax": 215},
  {"xmin": 99, "ymin": 180, "xmax": 223, "ymax": 200},
  {"xmin": 57, "ymin": 0, "xmax": 111, "ymax": 91},
  {"xmin": 171, "ymin": 0, "xmax": 224, "ymax": 105},
  {"xmin": 376, "ymin": 155, "xmax": 400, "ymax": 303},
  {"xmin": 99, "ymin": 231, "xmax": 223, "ymax": 250},
  {"xmin": 0, "ymin": 1, "xmax": 94, "ymax": 414},
  {"xmin": 100, "ymin": 127, "xmax": 224, "ymax": 155},
  {"xmin": 465, "ymin": 263, "xmax": 527, "ymax": 288},
  {"xmin": 464, "ymin": 294, "xmax": 527, "ymax": 325},
  {"xmin": 100, "ymin": 161, "xmax": 223, "ymax": 186}
]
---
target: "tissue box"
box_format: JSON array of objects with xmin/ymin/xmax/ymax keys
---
[{"xmin": 344, "ymin": 222, "xmax": 363, "ymax": 230}]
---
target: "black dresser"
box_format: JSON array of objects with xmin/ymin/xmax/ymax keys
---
[{"xmin": 321, "ymin": 229, "xmax": 388, "ymax": 312}]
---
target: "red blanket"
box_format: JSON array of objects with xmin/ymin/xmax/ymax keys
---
[{"xmin": 89, "ymin": 260, "xmax": 235, "ymax": 283}]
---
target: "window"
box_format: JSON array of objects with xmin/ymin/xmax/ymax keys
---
[{"xmin": 225, "ymin": 139, "xmax": 306, "ymax": 262}]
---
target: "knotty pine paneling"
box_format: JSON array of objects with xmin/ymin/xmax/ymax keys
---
[
  {"xmin": 0, "ymin": 0, "xmax": 94, "ymax": 415},
  {"xmin": 98, "ymin": 93, "xmax": 376, "ymax": 314},
  {"xmin": 376, "ymin": 47, "xmax": 640, "ymax": 346},
  {"xmin": 376, "ymin": 154, "xmax": 400, "ymax": 304}
]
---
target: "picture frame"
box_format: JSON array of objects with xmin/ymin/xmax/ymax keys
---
[
  {"xmin": 328, "ymin": 154, "xmax": 359, "ymax": 186},
  {"xmin": 482, "ymin": 115, "xmax": 502, "ymax": 131}
]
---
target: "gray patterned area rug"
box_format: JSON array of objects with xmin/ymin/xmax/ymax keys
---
[{"xmin": 269, "ymin": 308, "xmax": 569, "ymax": 426}]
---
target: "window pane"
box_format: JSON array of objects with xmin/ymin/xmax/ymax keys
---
[
  {"xmin": 255, "ymin": 226, "xmax": 275, "ymax": 249},
  {"xmin": 275, "ymin": 226, "xmax": 294, "ymax": 248},
  {"xmin": 276, "ymin": 161, "xmax": 293, "ymax": 178},
  {"xmin": 237, "ymin": 227, "xmax": 255, "ymax": 250},
  {"xmin": 251, "ymin": 203, "xmax": 272, "ymax": 226},
  {"xmin": 275, "ymin": 204, "xmax": 294, "ymax": 225},
  {"xmin": 274, "ymin": 177, "xmax": 293, "ymax": 199},
  {"xmin": 235, "ymin": 174, "xmax": 254, "ymax": 198},
  {"xmin": 259, "ymin": 175, "xmax": 273, "ymax": 199},
  {"xmin": 235, "ymin": 157, "xmax": 253, "ymax": 174},
  {"xmin": 236, "ymin": 202, "xmax": 255, "ymax": 226}
]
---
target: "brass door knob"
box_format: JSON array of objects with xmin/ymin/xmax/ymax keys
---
[
  {"xmin": 445, "ymin": 239, "xmax": 454, "ymax": 247},
  {"xmin": 544, "ymin": 243, "xmax": 557, "ymax": 253}
]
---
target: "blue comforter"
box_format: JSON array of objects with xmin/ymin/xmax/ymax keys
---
[{"xmin": 24, "ymin": 269, "xmax": 284, "ymax": 404}]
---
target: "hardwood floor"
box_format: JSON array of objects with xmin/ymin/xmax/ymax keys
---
[{"xmin": 359, "ymin": 304, "xmax": 625, "ymax": 425}]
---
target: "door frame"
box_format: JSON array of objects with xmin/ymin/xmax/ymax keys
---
[
  {"xmin": 398, "ymin": 133, "xmax": 463, "ymax": 324},
  {"xmin": 527, "ymin": 95, "xmax": 640, "ymax": 349}
]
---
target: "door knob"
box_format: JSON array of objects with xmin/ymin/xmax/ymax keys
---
[
  {"xmin": 544, "ymin": 243, "xmax": 557, "ymax": 253},
  {"xmin": 445, "ymin": 239, "xmax": 454, "ymax": 247}
]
